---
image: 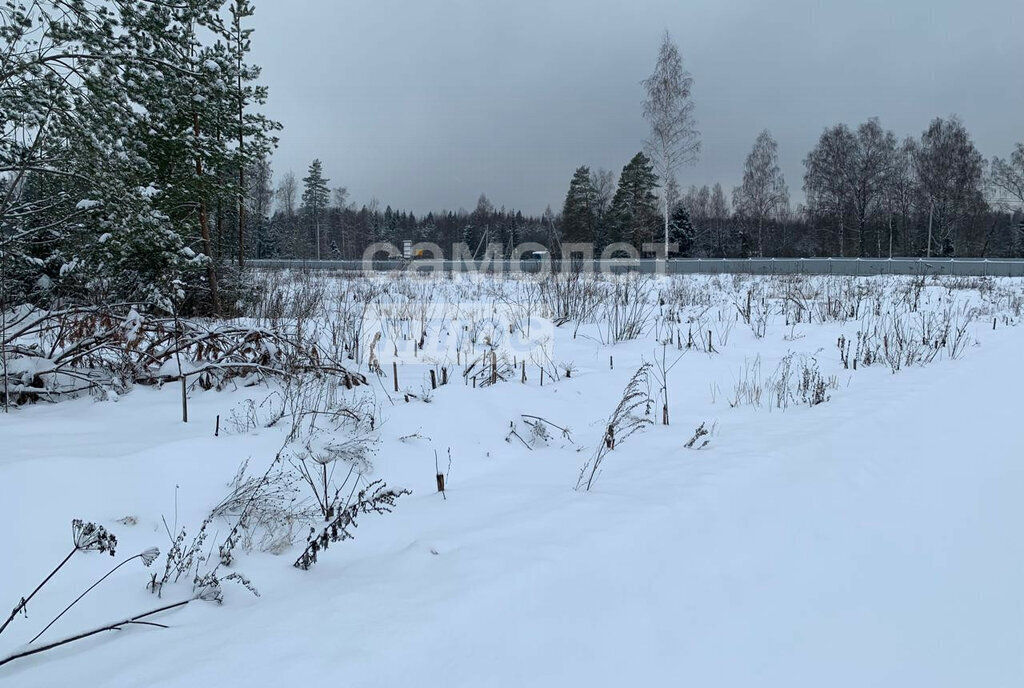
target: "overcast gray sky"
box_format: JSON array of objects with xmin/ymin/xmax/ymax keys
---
[{"xmin": 251, "ymin": 0, "xmax": 1023, "ymax": 215}]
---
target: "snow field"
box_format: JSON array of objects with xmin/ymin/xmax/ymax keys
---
[{"xmin": 2, "ymin": 272, "xmax": 1023, "ymax": 687}]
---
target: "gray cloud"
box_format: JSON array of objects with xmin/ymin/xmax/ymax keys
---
[{"xmin": 252, "ymin": 0, "xmax": 1023, "ymax": 214}]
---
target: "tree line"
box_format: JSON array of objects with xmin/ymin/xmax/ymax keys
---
[
  {"xmin": 559, "ymin": 117, "xmax": 1024, "ymax": 260},
  {"xmin": 4, "ymin": 14, "xmax": 1024, "ymax": 323},
  {"xmin": 259, "ymin": 115, "xmax": 1023, "ymax": 263}
]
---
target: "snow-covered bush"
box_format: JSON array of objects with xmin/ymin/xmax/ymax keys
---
[{"xmin": 0, "ymin": 306, "xmax": 366, "ymax": 405}]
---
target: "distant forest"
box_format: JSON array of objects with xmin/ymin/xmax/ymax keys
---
[{"xmin": 250, "ymin": 116, "xmax": 1024, "ymax": 262}]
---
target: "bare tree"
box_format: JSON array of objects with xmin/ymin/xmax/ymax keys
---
[
  {"xmin": 804, "ymin": 124, "xmax": 856, "ymax": 255},
  {"xmin": 882, "ymin": 138, "xmax": 917, "ymax": 257},
  {"xmin": 590, "ymin": 168, "xmax": 616, "ymax": 218},
  {"xmin": 682, "ymin": 184, "xmax": 711, "ymax": 254},
  {"xmin": 913, "ymin": 117, "xmax": 986, "ymax": 256},
  {"xmin": 642, "ymin": 30, "xmax": 700, "ymax": 257},
  {"xmin": 333, "ymin": 186, "xmax": 351, "ymax": 210},
  {"xmin": 685, "ymin": 184, "xmax": 710, "ymax": 225},
  {"xmin": 277, "ymin": 172, "xmax": 298, "ymax": 217},
  {"xmin": 331, "ymin": 186, "xmax": 351, "ymax": 257},
  {"xmin": 709, "ymin": 183, "xmax": 730, "ymax": 256},
  {"xmin": 733, "ymin": 130, "xmax": 789, "ymax": 257},
  {"xmin": 275, "ymin": 171, "xmax": 300, "ymax": 257},
  {"xmin": 249, "ymin": 158, "xmax": 274, "ymax": 259},
  {"xmin": 850, "ymin": 119, "xmax": 897, "ymax": 256},
  {"xmin": 990, "ymin": 143, "xmax": 1024, "ymax": 209}
]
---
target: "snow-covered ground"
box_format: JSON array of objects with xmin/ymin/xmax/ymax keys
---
[{"xmin": 2, "ymin": 273, "xmax": 1023, "ymax": 687}]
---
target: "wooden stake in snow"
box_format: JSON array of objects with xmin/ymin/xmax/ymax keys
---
[
  {"xmin": 181, "ymin": 377, "xmax": 188, "ymax": 424},
  {"xmin": 434, "ymin": 449, "xmax": 446, "ymax": 500},
  {"xmin": 172, "ymin": 304, "xmax": 188, "ymax": 423},
  {"xmin": 393, "ymin": 362, "xmax": 399, "ymax": 392},
  {"xmin": 430, "ymin": 369, "xmax": 437, "ymax": 389}
]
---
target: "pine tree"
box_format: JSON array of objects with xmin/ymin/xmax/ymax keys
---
[
  {"xmin": 121, "ymin": 0, "xmax": 278, "ymax": 311},
  {"xmin": 608, "ymin": 153, "xmax": 661, "ymax": 250},
  {"xmin": 561, "ymin": 166, "xmax": 598, "ymax": 244},
  {"xmin": 221, "ymin": 0, "xmax": 280, "ymax": 267},
  {"xmin": 383, "ymin": 205, "xmax": 397, "ymax": 244},
  {"xmin": 302, "ymin": 160, "xmax": 330, "ymax": 259},
  {"xmin": 0, "ymin": 0, "xmax": 282, "ymax": 312}
]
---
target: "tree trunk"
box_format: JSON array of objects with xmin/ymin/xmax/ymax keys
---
[
  {"xmin": 194, "ymin": 112, "xmax": 220, "ymax": 315},
  {"xmin": 838, "ymin": 214, "xmax": 845, "ymax": 258},
  {"xmin": 215, "ymin": 193, "xmax": 223, "ymax": 260},
  {"xmin": 927, "ymin": 203, "xmax": 934, "ymax": 258},
  {"xmin": 859, "ymin": 212, "xmax": 867, "ymax": 257},
  {"xmin": 237, "ymin": 165, "xmax": 245, "ymax": 268},
  {"xmin": 663, "ymin": 195, "xmax": 669, "ymax": 258},
  {"xmin": 236, "ymin": 25, "xmax": 245, "ymax": 269}
]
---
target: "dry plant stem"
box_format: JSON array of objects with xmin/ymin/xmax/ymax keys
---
[
  {"xmin": 520, "ymin": 415, "xmax": 574, "ymax": 442},
  {"xmin": 0, "ymin": 600, "xmax": 191, "ymax": 669},
  {"xmin": 506, "ymin": 424, "xmax": 532, "ymax": 450},
  {"xmin": 576, "ymin": 364, "xmax": 653, "ymax": 491},
  {"xmin": 0, "ymin": 549, "xmax": 76, "ymax": 638},
  {"xmin": 29, "ymin": 553, "xmax": 149, "ymax": 644}
]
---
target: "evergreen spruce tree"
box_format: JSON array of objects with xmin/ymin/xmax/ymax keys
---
[
  {"xmin": 383, "ymin": 205, "xmax": 397, "ymax": 244},
  {"xmin": 668, "ymin": 203, "xmax": 695, "ymax": 255},
  {"xmin": 221, "ymin": 0, "xmax": 280, "ymax": 266},
  {"xmin": 248, "ymin": 157, "xmax": 275, "ymax": 259},
  {"xmin": 302, "ymin": 160, "xmax": 330, "ymax": 259},
  {"xmin": 608, "ymin": 153, "xmax": 661, "ymax": 250},
  {"xmin": 561, "ymin": 166, "xmax": 598, "ymax": 245}
]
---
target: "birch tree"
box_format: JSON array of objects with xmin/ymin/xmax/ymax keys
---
[
  {"xmin": 849, "ymin": 119, "xmax": 897, "ymax": 257},
  {"xmin": 733, "ymin": 131, "xmax": 788, "ymax": 257},
  {"xmin": 990, "ymin": 143, "xmax": 1024, "ymax": 209},
  {"xmin": 913, "ymin": 117, "xmax": 985, "ymax": 256},
  {"xmin": 804, "ymin": 124, "xmax": 856, "ymax": 255},
  {"xmin": 709, "ymin": 183, "xmax": 730, "ymax": 256},
  {"xmin": 642, "ymin": 31, "xmax": 700, "ymax": 257}
]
